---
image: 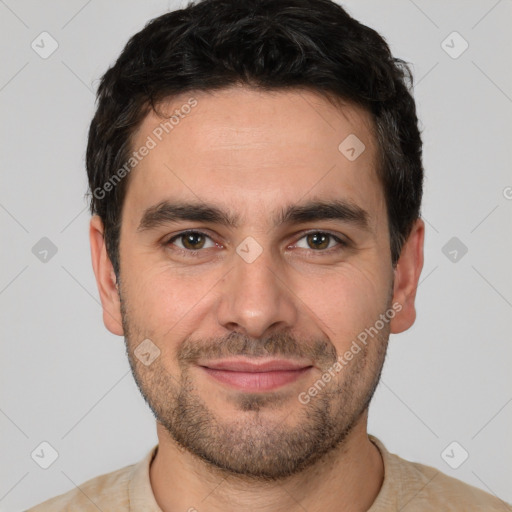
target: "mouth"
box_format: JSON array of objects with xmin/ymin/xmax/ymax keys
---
[{"xmin": 197, "ymin": 357, "xmax": 314, "ymax": 392}]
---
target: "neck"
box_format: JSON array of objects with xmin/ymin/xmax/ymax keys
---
[{"xmin": 149, "ymin": 412, "xmax": 384, "ymax": 512}]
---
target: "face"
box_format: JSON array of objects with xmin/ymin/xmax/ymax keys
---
[{"xmin": 92, "ymin": 86, "xmax": 422, "ymax": 480}]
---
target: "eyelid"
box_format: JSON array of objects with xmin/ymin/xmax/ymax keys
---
[
  {"xmin": 165, "ymin": 229, "xmax": 220, "ymax": 251},
  {"xmin": 288, "ymin": 229, "xmax": 348, "ymax": 252}
]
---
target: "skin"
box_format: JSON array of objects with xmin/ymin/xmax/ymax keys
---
[{"xmin": 90, "ymin": 86, "xmax": 424, "ymax": 512}]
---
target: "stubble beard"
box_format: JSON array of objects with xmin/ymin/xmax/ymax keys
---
[{"xmin": 120, "ymin": 290, "xmax": 390, "ymax": 481}]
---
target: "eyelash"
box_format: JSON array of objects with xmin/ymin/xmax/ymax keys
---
[{"xmin": 164, "ymin": 230, "xmax": 348, "ymax": 257}]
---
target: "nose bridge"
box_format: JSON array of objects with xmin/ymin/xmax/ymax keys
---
[{"xmin": 216, "ymin": 240, "xmax": 298, "ymax": 338}]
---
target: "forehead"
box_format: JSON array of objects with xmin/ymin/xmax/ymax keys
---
[{"xmin": 123, "ymin": 86, "xmax": 384, "ymax": 230}]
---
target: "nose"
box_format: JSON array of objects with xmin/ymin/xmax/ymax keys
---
[{"xmin": 215, "ymin": 244, "xmax": 298, "ymax": 339}]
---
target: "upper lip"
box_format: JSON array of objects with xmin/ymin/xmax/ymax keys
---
[{"xmin": 198, "ymin": 358, "xmax": 313, "ymax": 372}]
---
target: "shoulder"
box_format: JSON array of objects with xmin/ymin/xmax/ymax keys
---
[
  {"xmin": 397, "ymin": 456, "xmax": 511, "ymax": 510},
  {"xmin": 25, "ymin": 461, "xmax": 135, "ymax": 512},
  {"xmin": 370, "ymin": 436, "xmax": 512, "ymax": 511}
]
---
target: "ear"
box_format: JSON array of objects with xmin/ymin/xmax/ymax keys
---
[
  {"xmin": 89, "ymin": 215, "xmax": 124, "ymax": 336},
  {"xmin": 390, "ymin": 218, "xmax": 425, "ymax": 334}
]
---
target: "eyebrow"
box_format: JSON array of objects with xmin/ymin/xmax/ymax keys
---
[{"xmin": 137, "ymin": 198, "xmax": 370, "ymax": 232}]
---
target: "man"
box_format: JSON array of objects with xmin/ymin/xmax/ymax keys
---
[{"xmin": 27, "ymin": 0, "xmax": 511, "ymax": 510}]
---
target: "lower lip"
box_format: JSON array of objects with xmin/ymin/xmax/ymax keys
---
[{"xmin": 200, "ymin": 367, "xmax": 312, "ymax": 392}]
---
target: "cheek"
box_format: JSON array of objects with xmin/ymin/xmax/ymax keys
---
[
  {"xmin": 123, "ymin": 260, "xmax": 221, "ymax": 336},
  {"xmin": 296, "ymin": 264, "xmax": 390, "ymax": 344}
]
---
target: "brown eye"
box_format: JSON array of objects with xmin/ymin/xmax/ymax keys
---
[
  {"xmin": 167, "ymin": 231, "xmax": 216, "ymax": 251},
  {"xmin": 306, "ymin": 232, "xmax": 330, "ymax": 250},
  {"xmin": 181, "ymin": 232, "xmax": 206, "ymax": 250},
  {"xmin": 294, "ymin": 231, "xmax": 346, "ymax": 253}
]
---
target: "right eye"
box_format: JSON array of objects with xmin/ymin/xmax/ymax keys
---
[{"xmin": 165, "ymin": 230, "xmax": 220, "ymax": 254}]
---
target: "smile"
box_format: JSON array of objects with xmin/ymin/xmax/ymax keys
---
[{"xmin": 198, "ymin": 358, "xmax": 313, "ymax": 392}]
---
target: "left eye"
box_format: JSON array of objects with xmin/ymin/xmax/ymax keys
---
[
  {"xmin": 294, "ymin": 232, "xmax": 344, "ymax": 251},
  {"xmin": 167, "ymin": 231, "xmax": 217, "ymax": 251}
]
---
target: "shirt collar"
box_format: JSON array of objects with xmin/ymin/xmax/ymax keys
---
[
  {"xmin": 127, "ymin": 436, "xmax": 393, "ymax": 511},
  {"xmin": 128, "ymin": 444, "xmax": 163, "ymax": 511}
]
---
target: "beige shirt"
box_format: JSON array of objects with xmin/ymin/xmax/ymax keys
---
[{"xmin": 26, "ymin": 435, "xmax": 511, "ymax": 511}]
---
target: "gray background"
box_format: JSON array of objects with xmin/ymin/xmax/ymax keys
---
[{"xmin": 1, "ymin": 0, "xmax": 511, "ymax": 510}]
